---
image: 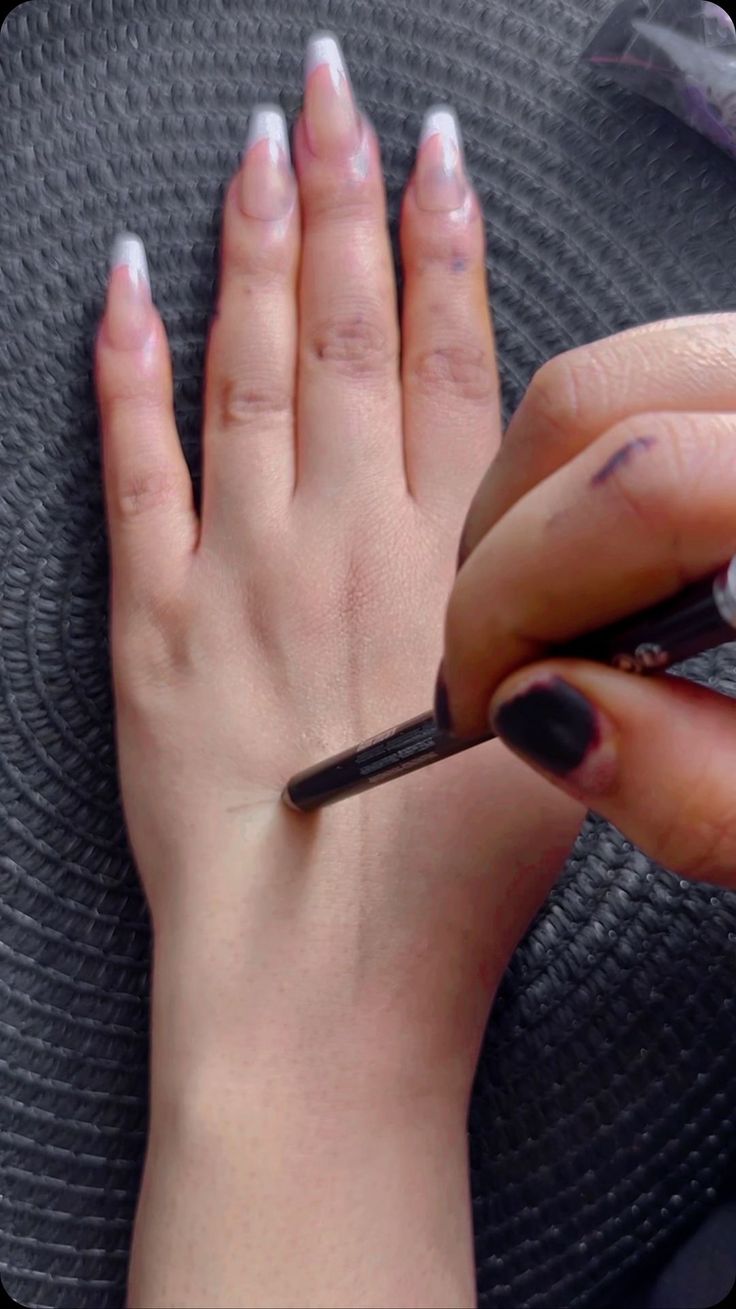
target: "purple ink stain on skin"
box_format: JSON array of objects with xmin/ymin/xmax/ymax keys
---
[
  {"xmin": 451, "ymin": 256, "xmax": 467, "ymax": 272},
  {"xmin": 591, "ymin": 435, "xmax": 657, "ymax": 487}
]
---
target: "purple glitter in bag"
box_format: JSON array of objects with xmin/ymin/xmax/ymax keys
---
[{"xmin": 583, "ymin": 0, "xmax": 736, "ymax": 158}]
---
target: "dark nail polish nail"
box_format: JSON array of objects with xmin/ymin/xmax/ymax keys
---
[
  {"xmin": 492, "ymin": 676, "xmax": 599, "ymax": 776},
  {"xmin": 434, "ymin": 664, "xmax": 453, "ymax": 733}
]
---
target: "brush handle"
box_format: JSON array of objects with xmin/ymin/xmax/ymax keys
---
[
  {"xmin": 559, "ymin": 560, "xmax": 736, "ymax": 672},
  {"xmin": 284, "ymin": 559, "xmax": 736, "ymax": 812}
]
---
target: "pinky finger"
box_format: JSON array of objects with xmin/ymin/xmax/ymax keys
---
[
  {"xmin": 95, "ymin": 234, "xmax": 197, "ymax": 609},
  {"xmin": 488, "ymin": 657, "xmax": 736, "ymax": 888}
]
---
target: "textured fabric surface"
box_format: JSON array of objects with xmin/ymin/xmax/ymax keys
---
[{"xmin": 2, "ymin": 1, "xmax": 736, "ymax": 1306}]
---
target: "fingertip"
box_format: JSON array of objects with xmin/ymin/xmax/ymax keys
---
[
  {"xmin": 96, "ymin": 236, "xmax": 174, "ymax": 410},
  {"xmin": 237, "ymin": 105, "xmax": 297, "ymax": 223},
  {"xmin": 111, "ymin": 232, "xmax": 150, "ymax": 287},
  {"xmin": 489, "ymin": 660, "xmax": 736, "ymax": 884},
  {"xmin": 101, "ymin": 233, "xmax": 157, "ymax": 352},
  {"xmin": 489, "ymin": 663, "xmax": 620, "ymax": 797}
]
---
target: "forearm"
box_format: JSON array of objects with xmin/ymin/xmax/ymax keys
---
[{"xmin": 127, "ymin": 924, "xmax": 477, "ymax": 1309}]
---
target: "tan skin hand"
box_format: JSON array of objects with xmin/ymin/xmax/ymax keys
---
[
  {"xmin": 444, "ymin": 315, "xmax": 736, "ymax": 887},
  {"xmin": 95, "ymin": 49, "xmax": 582, "ymax": 1120}
]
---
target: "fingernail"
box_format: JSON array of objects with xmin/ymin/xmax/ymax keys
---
[
  {"xmin": 491, "ymin": 675, "xmax": 616, "ymax": 793},
  {"xmin": 105, "ymin": 233, "xmax": 153, "ymax": 350},
  {"xmin": 434, "ymin": 662, "xmax": 454, "ymax": 734},
  {"xmin": 415, "ymin": 105, "xmax": 467, "ymax": 212},
  {"xmin": 304, "ymin": 31, "xmax": 362, "ymax": 159},
  {"xmin": 240, "ymin": 104, "xmax": 295, "ymax": 220}
]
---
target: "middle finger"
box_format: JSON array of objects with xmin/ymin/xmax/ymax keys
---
[{"xmin": 293, "ymin": 34, "xmax": 403, "ymax": 496}]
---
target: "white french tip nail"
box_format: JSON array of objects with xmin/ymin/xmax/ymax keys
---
[
  {"xmin": 110, "ymin": 232, "xmax": 150, "ymax": 290},
  {"xmin": 245, "ymin": 104, "xmax": 290, "ymax": 160},
  {"xmin": 420, "ymin": 105, "xmax": 463, "ymax": 167},
  {"xmin": 305, "ymin": 31, "xmax": 349, "ymax": 85}
]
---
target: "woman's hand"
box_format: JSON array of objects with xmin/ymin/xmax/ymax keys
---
[
  {"xmin": 95, "ymin": 33, "xmax": 582, "ymax": 1309},
  {"xmin": 440, "ymin": 315, "xmax": 736, "ymax": 887},
  {"xmin": 96, "ymin": 39, "xmax": 580, "ymax": 1086}
]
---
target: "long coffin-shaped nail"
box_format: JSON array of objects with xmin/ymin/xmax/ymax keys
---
[
  {"xmin": 303, "ymin": 31, "xmax": 362, "ymax": 159},
  {"xmin": 415, "ymin": 105, "xmax": 467, "ymax": 212},
  {"xmin": 105, "ymin": 233, "xmax": 153, "ymax": 350},
  {"xmin": 240, "ymin": 104, "xmax": 295, "ymax": 220}
]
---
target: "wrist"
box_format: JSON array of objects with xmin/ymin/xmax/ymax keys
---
[
  {"xmin": 148, "ymin": 1056, "xmax": 469, "ymax": 1159},
  {"xmin": 133, "ymin": 1054, "xmax": 476, "ymax": 1309},
  {"xmin": 148, "ymin": 909, "xmax": 475, "ymax": 1125}
]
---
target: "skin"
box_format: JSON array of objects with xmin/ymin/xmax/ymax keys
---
[
  {"xmin": 95, "ymin": 32, "xmax": 736, "ymax": 1309},
  {"xmin": 97, "ymin": 41, "xmax": 580, "ymax": 1309},
  {"xmin": 446, "ymin": 316, "xmax": 736, "ymax": 886}
]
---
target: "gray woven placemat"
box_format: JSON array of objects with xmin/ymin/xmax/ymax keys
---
[{"xmin": 1, "ymin": 1, "xmax": 736, "ymax": 1306}]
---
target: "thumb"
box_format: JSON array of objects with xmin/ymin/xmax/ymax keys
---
[{"xmin": 488, "ymin": 658, "xmax": 736, "ymax": 888}]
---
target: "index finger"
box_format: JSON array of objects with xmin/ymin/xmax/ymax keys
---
[{"xmin": 441, "ymin": 409, "xmax": 736, "ymax": 738}]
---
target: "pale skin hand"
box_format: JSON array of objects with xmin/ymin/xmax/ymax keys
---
[{"xmin": 95, "ymin": 34, "xmax": 582, "ymax": 1309}]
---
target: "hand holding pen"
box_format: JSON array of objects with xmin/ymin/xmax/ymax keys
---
[{"xmin": 287, "ymin": 318, "xmax": 736, "ymax": 887}]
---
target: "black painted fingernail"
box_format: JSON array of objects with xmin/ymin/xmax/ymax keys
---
[
  {"xmin": 434, "ymin": 662, "xmax": 454, "ymax": 733},
  {"xmin": 491, "ymin": 676, "xmax": 599, "ymax": 776}
]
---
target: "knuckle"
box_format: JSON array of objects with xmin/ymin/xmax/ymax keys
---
[
  {"xmin": 663, "ymin": 783, "xmax": 736, "ymax": 881},
  {"xmin": 408, "ymin": 342, "xmax": 494, "ymax": 403},
  {"xmin": 522, "ymin": 353, "xmax": 590, "ymax": 443},
  {"xmin": 115, "ymin": 654, "xmax": 173, "ymax": 721},
  {"xmin": 308, "ymin": 307, "xmax": 392, "ymax": 380},
  {"xmin": 220, "ymin": 259, "xmax": 287, "ymax": 299},
  {"xmin": 218, "ymin": 376, "xmax": 292, "ymax": 430},
  {"xmin": 684, "ymin": 819, "xmax": 735, "ymax": 882},
  {"xmin": 305, "ymin": 183, "xmax": 378, "ymax": 227},
  {"xmin": 409, "ymin": 223, "xmax": 480, "ymax": 275},
  {"xmin": 114, "ymin": 466, "xmax": 180, "ymax": 521},
  {"xmin": 114, "ymin": 597, "xmax": 192, "ymax": 706},
  {"xmin": 97, "ymin": 357, "xmax": 169, "ymax": 414},
  {"xmin": 222, "ymin": 254, "xmax": 286, "ymax": 295}
]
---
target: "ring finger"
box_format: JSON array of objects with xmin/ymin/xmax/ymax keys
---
[{"xmin": 202, "ymin": 105, "xmax": 300, "ymax": 546}]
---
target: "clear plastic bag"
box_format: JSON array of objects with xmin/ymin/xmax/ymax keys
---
[{"xmin": 582, "ymin": 0, "xmax": 736, "ymax": 158}]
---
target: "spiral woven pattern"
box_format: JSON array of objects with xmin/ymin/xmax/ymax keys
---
[{"xmin": 2, "ymin": 1, "xmax": 736, "ymax": 1306}]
